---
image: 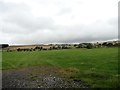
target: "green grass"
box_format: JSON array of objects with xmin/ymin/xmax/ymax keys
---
[
  {"xmin": 0, "ymin": 51, "xmax": 2, "ymax": 69},
  {"xmin": 2, "ymin": 47, "xmax": 119, "ymax": 88}
]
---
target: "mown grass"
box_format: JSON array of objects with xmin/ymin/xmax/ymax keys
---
[{"xmin": 2, "ymin": 47, "xmax": 119, "ymax": 88}]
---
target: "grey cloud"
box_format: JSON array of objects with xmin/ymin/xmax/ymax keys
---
[
  {"xmin": 1, "ymin": 1, "xmax": 55, "ymax": 34},
  {"xmin": 4, "ymin": 15, "xmax": 54, "ymax": 31},
  {"xmin": 0, "ymin": 0, "xmax": 118, "ymax": 45},
  {"xmin": 57, "ymin": 7, "xmax": 72, "ymax": 16},
  {"xmin": 1, "ymin": 18, "xmax": 118, "ymax": 45},
  {"xmin": 9, "ymin": 19, "xmax": 117, "ymax": 45},
  {"xmin": 0, "ymin": 1, "xmax": 30, "ymax": 13},
  {"xmin": 1, "ymin": 17, "xmax": 118, "ymax": 45}
]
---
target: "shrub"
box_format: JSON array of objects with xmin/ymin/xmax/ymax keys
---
[{"xmin": 86, "ymin": 43, "xmax": 93, "ymax": 49}]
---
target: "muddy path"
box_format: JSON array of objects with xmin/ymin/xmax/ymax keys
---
[{"xmin": 2, "ymin": 66, "xmax": 88, "ymax": 88}]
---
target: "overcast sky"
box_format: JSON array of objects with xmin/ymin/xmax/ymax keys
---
[{"xmin": 0, "ymin": 0, "xmax": 118, "ymax": 45}]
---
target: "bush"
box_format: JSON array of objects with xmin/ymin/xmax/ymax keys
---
[
  {"xmin": 0, "ymin": 44, "xmax": 9, "ymax": 48},
  {"xmin": 86, "ymin": 43, "xmax": 93, "ymax": 49},
  {"xmin": 77, "ymin": 44, "xmax": 87, "ymax": 48},
  {"xmin": 107, "ymin": 43, "xmax": 113, "ymax": 47}
]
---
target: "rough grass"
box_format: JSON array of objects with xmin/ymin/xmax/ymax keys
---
[
  {"xmin": 2, "ymin": 47, "xmax": 119, "ymax": 88},
  {"xmin": 0, "ymin": 51, "xmax": 2, "ymax": 69}
]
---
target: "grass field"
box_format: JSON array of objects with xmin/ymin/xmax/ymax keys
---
[
  {"xmin": 0, "ymin": 51, "xmax": 2, "ymax": 70},
  {"xmin": 2, "ymin": 47, "xmax": 119, "ymax": 88}
]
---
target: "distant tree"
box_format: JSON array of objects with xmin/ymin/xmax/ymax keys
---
[
  {"xmin": 35, "ymin": 46, "xmax": 41, "ymax": 49},
  {"xmin": 74, "ymin": 44, "xmax": 78, "ymax": 47},
  {"xmin": 57, "ymin": 45, "xmax": 61, "ymax": 49},
  {"xmin": 43, "ymin": 48, "xmax": 47, "ymax": 50},
  {"xmin": 106, "ymin": 43, "xmax": 113, "ymax": 47},
  {"xmin": 49, "ymin": 47, "xmax": 52, "ymax": 50},
  {"xmin": 33, "ymin": 49, "xmax": 35, "ymax": 51},
  {"xmin": 77, "ymin": 43, "xmax": 87, "ymax": 48},
  {"xmin": 53, "ymin": 46, "xmax": 56, "ymax": 49},
  {"xmin": 86, "ymin": 43, "xmax": 93, "ymax": 49},
  {"xmin": 98, "ymin": 43, "xmax": 102, "ymax": 47},
  {"xmin": 0, "ymin": 44, "xmax": 9, "ymax": 48},
  {"xmin": 61, "ymin": 45, "xmax": 68, "ymax": 49},
  {"xmin": 102, "ymin": 42, "xmax": 108, "ymax": 46},
  {"xmin": 40, "ymin": 47, "xmax": 43, "ymax": 50},
  {"xmin": 77, "ymin": 44, "xmax": 82, "ymax": 48},
  {"xmin": 114, "ymin": 43, "xmax": 120, "ymax": 47}
]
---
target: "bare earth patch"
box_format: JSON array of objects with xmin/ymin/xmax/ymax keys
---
[{"xmin": 2, "ymin": 66, "xmax": 87, "ymax": 88}]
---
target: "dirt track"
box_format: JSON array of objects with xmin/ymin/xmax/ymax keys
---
[{"xmin": 2, "ymin": 66, "xmax": 87, "ymax": 88}]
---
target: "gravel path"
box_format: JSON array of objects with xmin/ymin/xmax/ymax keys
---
[{"xmin": 2, "ymin": 66, "xmax": 87, "ymax": 88}]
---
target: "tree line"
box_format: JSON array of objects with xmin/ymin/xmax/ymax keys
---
[{"xmin": 2, "ymin": 40, "xmax": 119, "ymax": 52}]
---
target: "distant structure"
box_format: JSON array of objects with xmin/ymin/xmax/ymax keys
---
[{"xmin": 0, "ymin": 44, "xmax": 9, "ymax": 48}]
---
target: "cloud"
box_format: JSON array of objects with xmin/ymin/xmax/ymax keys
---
[{"xmin": 0, "ymin": 0, "xmax": 118, "ymax": 45}]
